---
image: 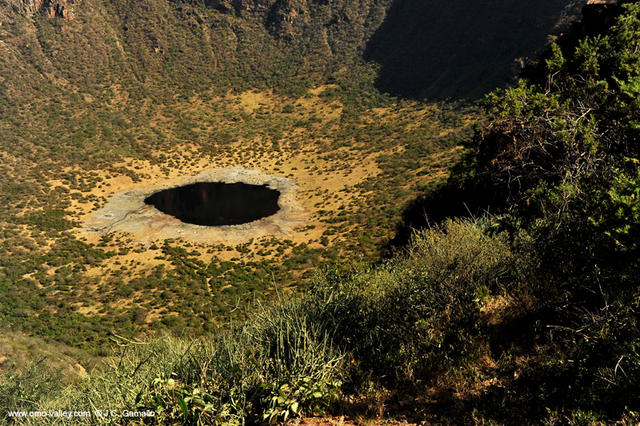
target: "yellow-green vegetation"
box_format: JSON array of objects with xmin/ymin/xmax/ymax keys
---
[
  {"xmin": 4, "ymin": 219, "xmax": 517, "ymax": 424},
  {"xmin": 0, "ymin": 84, "xmax": 471, "ymax": 351},
  {"xmin": 0, "ymin": 0, "xmax": 475, "ymax": 354}
]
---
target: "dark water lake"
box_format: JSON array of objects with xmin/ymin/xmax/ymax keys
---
[{"xmin": 144, "ymin": 182, "xmax": 280, "ymax": 226}]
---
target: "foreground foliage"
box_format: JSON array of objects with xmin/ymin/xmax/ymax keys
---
[
  {"xmin": 444, "ymin": 1, "xmax": 640, "ymax": 421},
  {"xmin": 2, "ymin": 219, "xmax": 512, "ymax": 424}
]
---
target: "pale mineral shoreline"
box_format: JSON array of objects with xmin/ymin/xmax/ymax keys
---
[{"xmin": 82, "ymin": 168, "xmax": 308, "ymax": 244}]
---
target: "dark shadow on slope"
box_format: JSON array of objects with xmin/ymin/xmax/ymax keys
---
[
  {"xmin": 386, "ymin": 185, "xmax": 484, "ymax": 251},
  {"xmin": 385, "ymin": 177, "xmax": 502, "ymax": 253},
  {"xmin": 364, "ymin": 0, "xmax": 576, "ymax": 100}
]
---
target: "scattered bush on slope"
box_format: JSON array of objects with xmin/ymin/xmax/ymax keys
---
[{"xmin": 7, "ymin": 219, "xmax": 515, "ymax": 424}]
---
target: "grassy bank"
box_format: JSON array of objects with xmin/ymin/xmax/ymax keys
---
[{"xmin": 4, "ymin": 218, "xmax": 518, "ymax": 423}]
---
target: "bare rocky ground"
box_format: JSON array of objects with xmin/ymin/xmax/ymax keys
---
[{"xmin": 83, "ymin": 167, "xmax": 308, "ymax": 244}]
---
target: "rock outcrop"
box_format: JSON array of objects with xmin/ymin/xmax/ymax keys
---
[
  {"xmin": 265, "ymin": 0, "xmax": 310, "ymax": 40},
  {"xmin": 19, "ymin": 0, "xmax": 78, "ymax": 18},
  {"xmin": 582, "ymin": 0, "xmax": 619, "ymax": 35}
]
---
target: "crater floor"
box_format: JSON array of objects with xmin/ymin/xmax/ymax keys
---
[{"xmin": 83, "ymin": 168, "xmax": 308, "ymax": 243}]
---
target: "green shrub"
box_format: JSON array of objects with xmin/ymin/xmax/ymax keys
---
[
  {"xmin": 24, "ymin": 295, "xmax": 343, "ymax": 424},
  {"xmin": 2, "ymin": 218, "xmax": 518, "ymax": 423},
  {"xmin": 305, "ymin": 218, "xmax": 518, "ymax": 381}
]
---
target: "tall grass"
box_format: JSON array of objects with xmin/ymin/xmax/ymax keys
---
[
  {"xmin": 304, "ymin": 218, "xmax": 518, "ymax": 381},
  {"xmin": 3, "ymin": 218, "xmax": 517, "ymax": 424},
  {"xmin": 28, "ymin": 298, "xmax": 344, "ymax": 424}
]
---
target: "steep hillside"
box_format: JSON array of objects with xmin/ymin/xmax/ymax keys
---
[
  {"xmin": 1, "ymin": 0, "xmax": 582, "ymax": 101},
  {"xmin": 366, "ymin": 0, "xmax": 584, "ymax": 99},
  {"xmin": 1, "ymin": 0, "xmax": 387, "ymax": 98}
]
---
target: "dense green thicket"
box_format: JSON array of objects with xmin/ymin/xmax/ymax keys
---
[{"xmin": 439, "ymin": 1, "xmax": 640, "ymax": 420}]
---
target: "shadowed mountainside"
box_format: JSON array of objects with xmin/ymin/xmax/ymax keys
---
[
  {"xmin": 365, "ymin": 0, "xmax": 582, "ymax": 100},
  {"xmin": 0, "ymin": 0, "xmax": 581, "ymax": 106}
]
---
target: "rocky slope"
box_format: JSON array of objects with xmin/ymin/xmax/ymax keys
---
[{"xmin": 0, "ymin": 0, "xmax": 582, "ymax": 105}]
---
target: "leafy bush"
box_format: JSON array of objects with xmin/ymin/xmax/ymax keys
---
[
  {"xmin": 24, "ymin": 296, "xmax": 343, "ymax": 424},
  {"xmin": 591, "ymin": 164, "xmax": 640, "ymax": 256},
  {"xmin": 2, "ymin": 218, "xmax": 517, "ymax": 423},
  {"xmin": 429, "ymin": 3, "xmax": 640, "ymax": 421},
  {"xmin": 305, "ymin": 218, "xmax": 518, "ymax": 382}
]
